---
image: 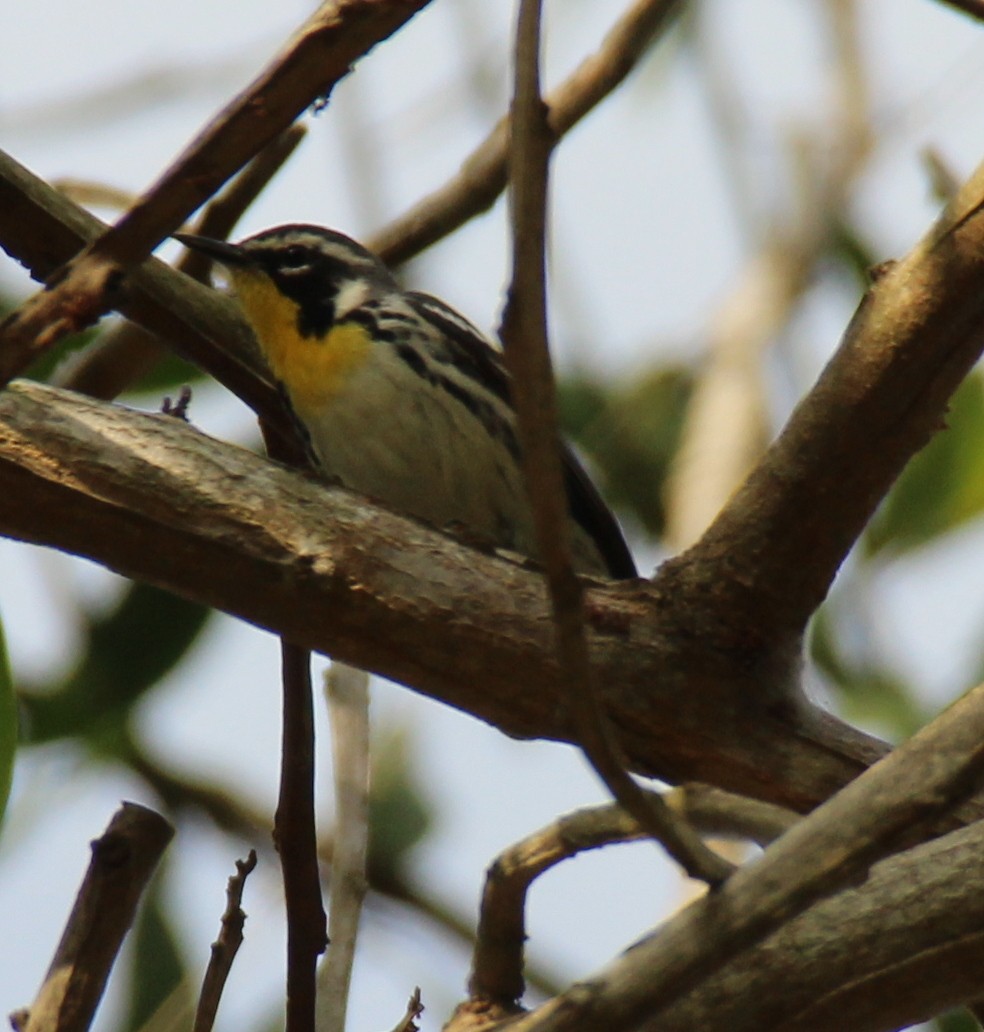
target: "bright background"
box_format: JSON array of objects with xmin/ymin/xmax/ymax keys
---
[{"xmin": 3, "ymin": 2, "xmax": 984, "ymax": 1031}]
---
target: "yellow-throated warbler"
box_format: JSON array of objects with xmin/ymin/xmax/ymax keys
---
[{"xmin": 175, "ymin": 225, "xmax": 635, "ymax": 579}]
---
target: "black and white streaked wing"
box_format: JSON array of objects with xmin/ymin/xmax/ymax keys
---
[{"xmin": 406, "ymin": 291, "xmax": 637, "ymax": 579}]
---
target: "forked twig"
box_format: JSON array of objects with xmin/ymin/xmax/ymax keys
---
[{"xmin": 192, "ymin": 850, "xmax": 259, "ymax": 1032}]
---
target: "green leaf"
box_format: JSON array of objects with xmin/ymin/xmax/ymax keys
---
[
  {"xmin": 127, "ymin": 351, "xmax": 207, "ymax": 395},
  {"xmin": 810, "ymin": 605, "xmax": 923, "ymax": 739},
  {"xmin": 124, "ymin": 871, "xmax": 193, "ymax": 1032},
  {"xmin": 22, "ymin": 582, "xmax": 211, "ymax": 755},
  {"xmin": 0, "ymin": 616, "xmax": 16, "ymax": 828},
  {"xmin": 23, "ymin": 326, "xmax": 101, "ymax": 383},
  {"xmin": 865, "ymin": 373, "xmax": 984, "ymax": 556},
  {"xmin": 559, "ymin": 367, "xmax": 693, "ymax": 536},
  {"xmin": 935, "ymin": 1009, "xmax": 980, "ymax": 1032},
  {"xmin": 368, "ymin": 728, "xmax": 432, "ymax": 883}
]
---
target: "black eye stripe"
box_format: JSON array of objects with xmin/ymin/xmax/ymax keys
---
[{"xmin": 276, "ymin": 245, "xmax": 315, "ymax": 273}]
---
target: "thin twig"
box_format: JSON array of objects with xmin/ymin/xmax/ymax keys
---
[
  {"xmin": 11, "ymin": 803, "xmax": 173, "ymax": 1032},
  {"xmin": 468, "ymin": 786, "xmax": 797, "ymax": 1006},
  {"xmin": 55, "ymin": 126, "xmax": 306, "ymax": 401},
  {"xmin": 369, "ymin": 0, "xmax": 683, "ymax": 266},
  {"xmin": 0, "ymin": 148, "xmax": 286, "ymax": 436},
  {"xmin": 316, "ymin": 663, "xmax": 371, "ymax": 1032},
  {"xmin": 0, "ymin": 0, "xmax": 432, "ymax": 385},
  {"xmin": 125, "ymin": 748, "xmax": 567, "ymax": 1000},
  {"xmin": 192, "ymin": 851, "xmax": 259, "ymax": 1032},
  {"xmin": 387, "ymin": 988, "xmax": 424, "ymax": 1032},
  {"xmin": 500, "ymin": 0, "xmax": 730, "ymax": 886},
  {"xmin": 275, "ymin": 642, "xmax": 328, "ymax": 1032},
  {"xmin": 663, "ymin": 784, "xmax": 798, "ymax": 847}
]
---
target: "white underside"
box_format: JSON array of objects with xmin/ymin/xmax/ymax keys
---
[{"xmin": 290, "ymin": 344, "xmax": 609, "ymax": 573}]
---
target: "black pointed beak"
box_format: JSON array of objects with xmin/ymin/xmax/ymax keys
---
[{"xmin": 173, "ymin": 232, "xmax": 250, "ymax": 267}]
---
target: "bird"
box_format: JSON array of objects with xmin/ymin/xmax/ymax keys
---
[{"xmin": 174, "ymin": 224, "xmax": 635, "ymax": 579}]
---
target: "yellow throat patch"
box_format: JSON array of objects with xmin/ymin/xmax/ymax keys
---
[{"xmin": 229, "ymin": 268, "xmax": 373, "ymax": 410}]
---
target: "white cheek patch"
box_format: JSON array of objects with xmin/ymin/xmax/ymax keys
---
[{"xmin": 333, "ymin": 279, "xmax": 372, "ymax": 321}]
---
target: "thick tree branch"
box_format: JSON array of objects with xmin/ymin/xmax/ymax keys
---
[
  {"xmin": 506, "ymin": 680, "xmax": 984, "ymax": 1031},
  {"xmin": 5, "ymin": 160, "xmax": 984, "ymax": 815},
  {"xmin": 646, "ymin": 816, "xmax": 984, "ymax": 1031},
  {"xmin": 666, "ymin": 159, "xmax": 984, "ymax": 643},
  {"xmin": 0, "ymin": 379, "xmax": 895, "ymax": 813}
]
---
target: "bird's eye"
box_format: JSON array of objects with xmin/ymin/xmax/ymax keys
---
[{"xmin": 279, "ymin": 244, "xmax": 310, "ymax": 270}]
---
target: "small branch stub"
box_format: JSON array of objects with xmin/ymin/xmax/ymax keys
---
[{"xmin": 12, "ymin": 802, "xmax": 174, "ymax": 1032}]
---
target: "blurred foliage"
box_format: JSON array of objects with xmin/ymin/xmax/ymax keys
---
[
  {"xmin": 368, "ymin": 727, "xmax": 433, "ymax": 885},
  {"xmin": 810, "ymin": 370, "xmax": 984, "ymax": 738},
  {"xmin": 124, "ymin": 871, "xmax": 193, "ymax": 1032},
  {"xmin": 936, "ymin": 1010, "xmax": 981, "ymax": 1032},
  {"xmin": 23, "ymin": 325, "xmax": 101, "ymax": 383},
  {"xmin": 127, "ymin": 348, "xmax": 206, "ymax": 395},
  {"xmin": 863, "ymin": 372, "xmax": 984, "ymax": 557},
  {"xmin": 559, "ymin": 366, "xmax": 693, "ymax": 537},
  {"xmin": 20, "ymin": 582, "xmax": 210, "ymax": 756},
  {"xmin": 826, "ymin": 214, "xmax": 881, "ymax": 292},
  {"xmin": 0, "ymin": 616, "xmax": 14, "ymax": 827},
  {"xmin": 809, "ymin": 604, "xmax": 924, "ymax": 740}
]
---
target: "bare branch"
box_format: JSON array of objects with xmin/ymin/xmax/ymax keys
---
[
  {"xmin": 369, "ymin": 0, "xmax": 683, "ymax": 266},
  {"xmin": 317, "ymin": 664, "xmax": 371, "ymax": 1032},
  {"xmin": 0, "ymin": 0, "xmax": 432, "ymax": 384},
  {"xmin": 641, "ymin": 817, "xmax": 984, "ymax": 1031},
  {"xmin": 666, "ymin": 157, "xmax": 984, "ymax": 643},
  {"xmin": 0, "ymin": 378, "xmax": 903, "ymax": 813},
  {"xmin": 468, "ymin": 786, "xmax": 797, "ymax": 1010},
  {"xmin": 275, "ymin": 643, "xmax": 328, "ymax": 1032},
  {"xmin": 192, "ymin": 851, "xmax": 258, "ymax": 1032},
  {"xmin": 507, "ymin": 680, "xmax": 984, "ymax": 1031},
  {"xmin": 12, "ymin": 804, "xmax": 173, "ymax": 1032},
  {"xmin": 501, "ymin": 0, "xmax": 730, "ymax": 886},
  {"xmin": 0, "ymin": 147, "xmax": 286, "ymax": 439},
  {"xmin": 55, "ymin": 126, "xmax": 306, "ymax": 401}
]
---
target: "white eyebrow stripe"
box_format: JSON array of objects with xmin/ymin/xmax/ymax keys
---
[{"xmin": 333, "ymin": 278, "xmax": 373, "ymax": 320}]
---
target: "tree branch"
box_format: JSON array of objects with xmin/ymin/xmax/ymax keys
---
[
  {"xmin": 0, "ymin": 378, "xmax": 908, "ymax": 813},
  {"xmin": 11, "ymin": 803, "xmax": 173, "ymax": 1032},
  {"xmin": 192, "ymin": 850, "xmax": 258, "ymax": 1032},
  {"xmin": 55, "ymin": 126, "xmax": 306, "ymax": 402},
  {"xmin": 317, "ymin": 664, "xmax": 371, "ymax": 1032},
  {"xmin": 501, "ymin": 0, "xmax": 729, "ymax": 885},
  {"xmin": 275, "ymin": 643, "xmax": 327, "ymax": 1032},
  {"xmin": 0, "ymin": 0, "xmax": 432, "ymax": 384},
  {"xmin": 505, "ymin": 679, "xmax": 984, "ymax": 1031},
  {"xmin": 0, "ymin": 147, "xmax": 286, "ymax": 440},
  {"xmin": 665, "ymin": 158, "xmax": 984, "ymax": 644},
  {"xmin": 369, "ymin": 0, "xmax": 683, "ymax": 266}
]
